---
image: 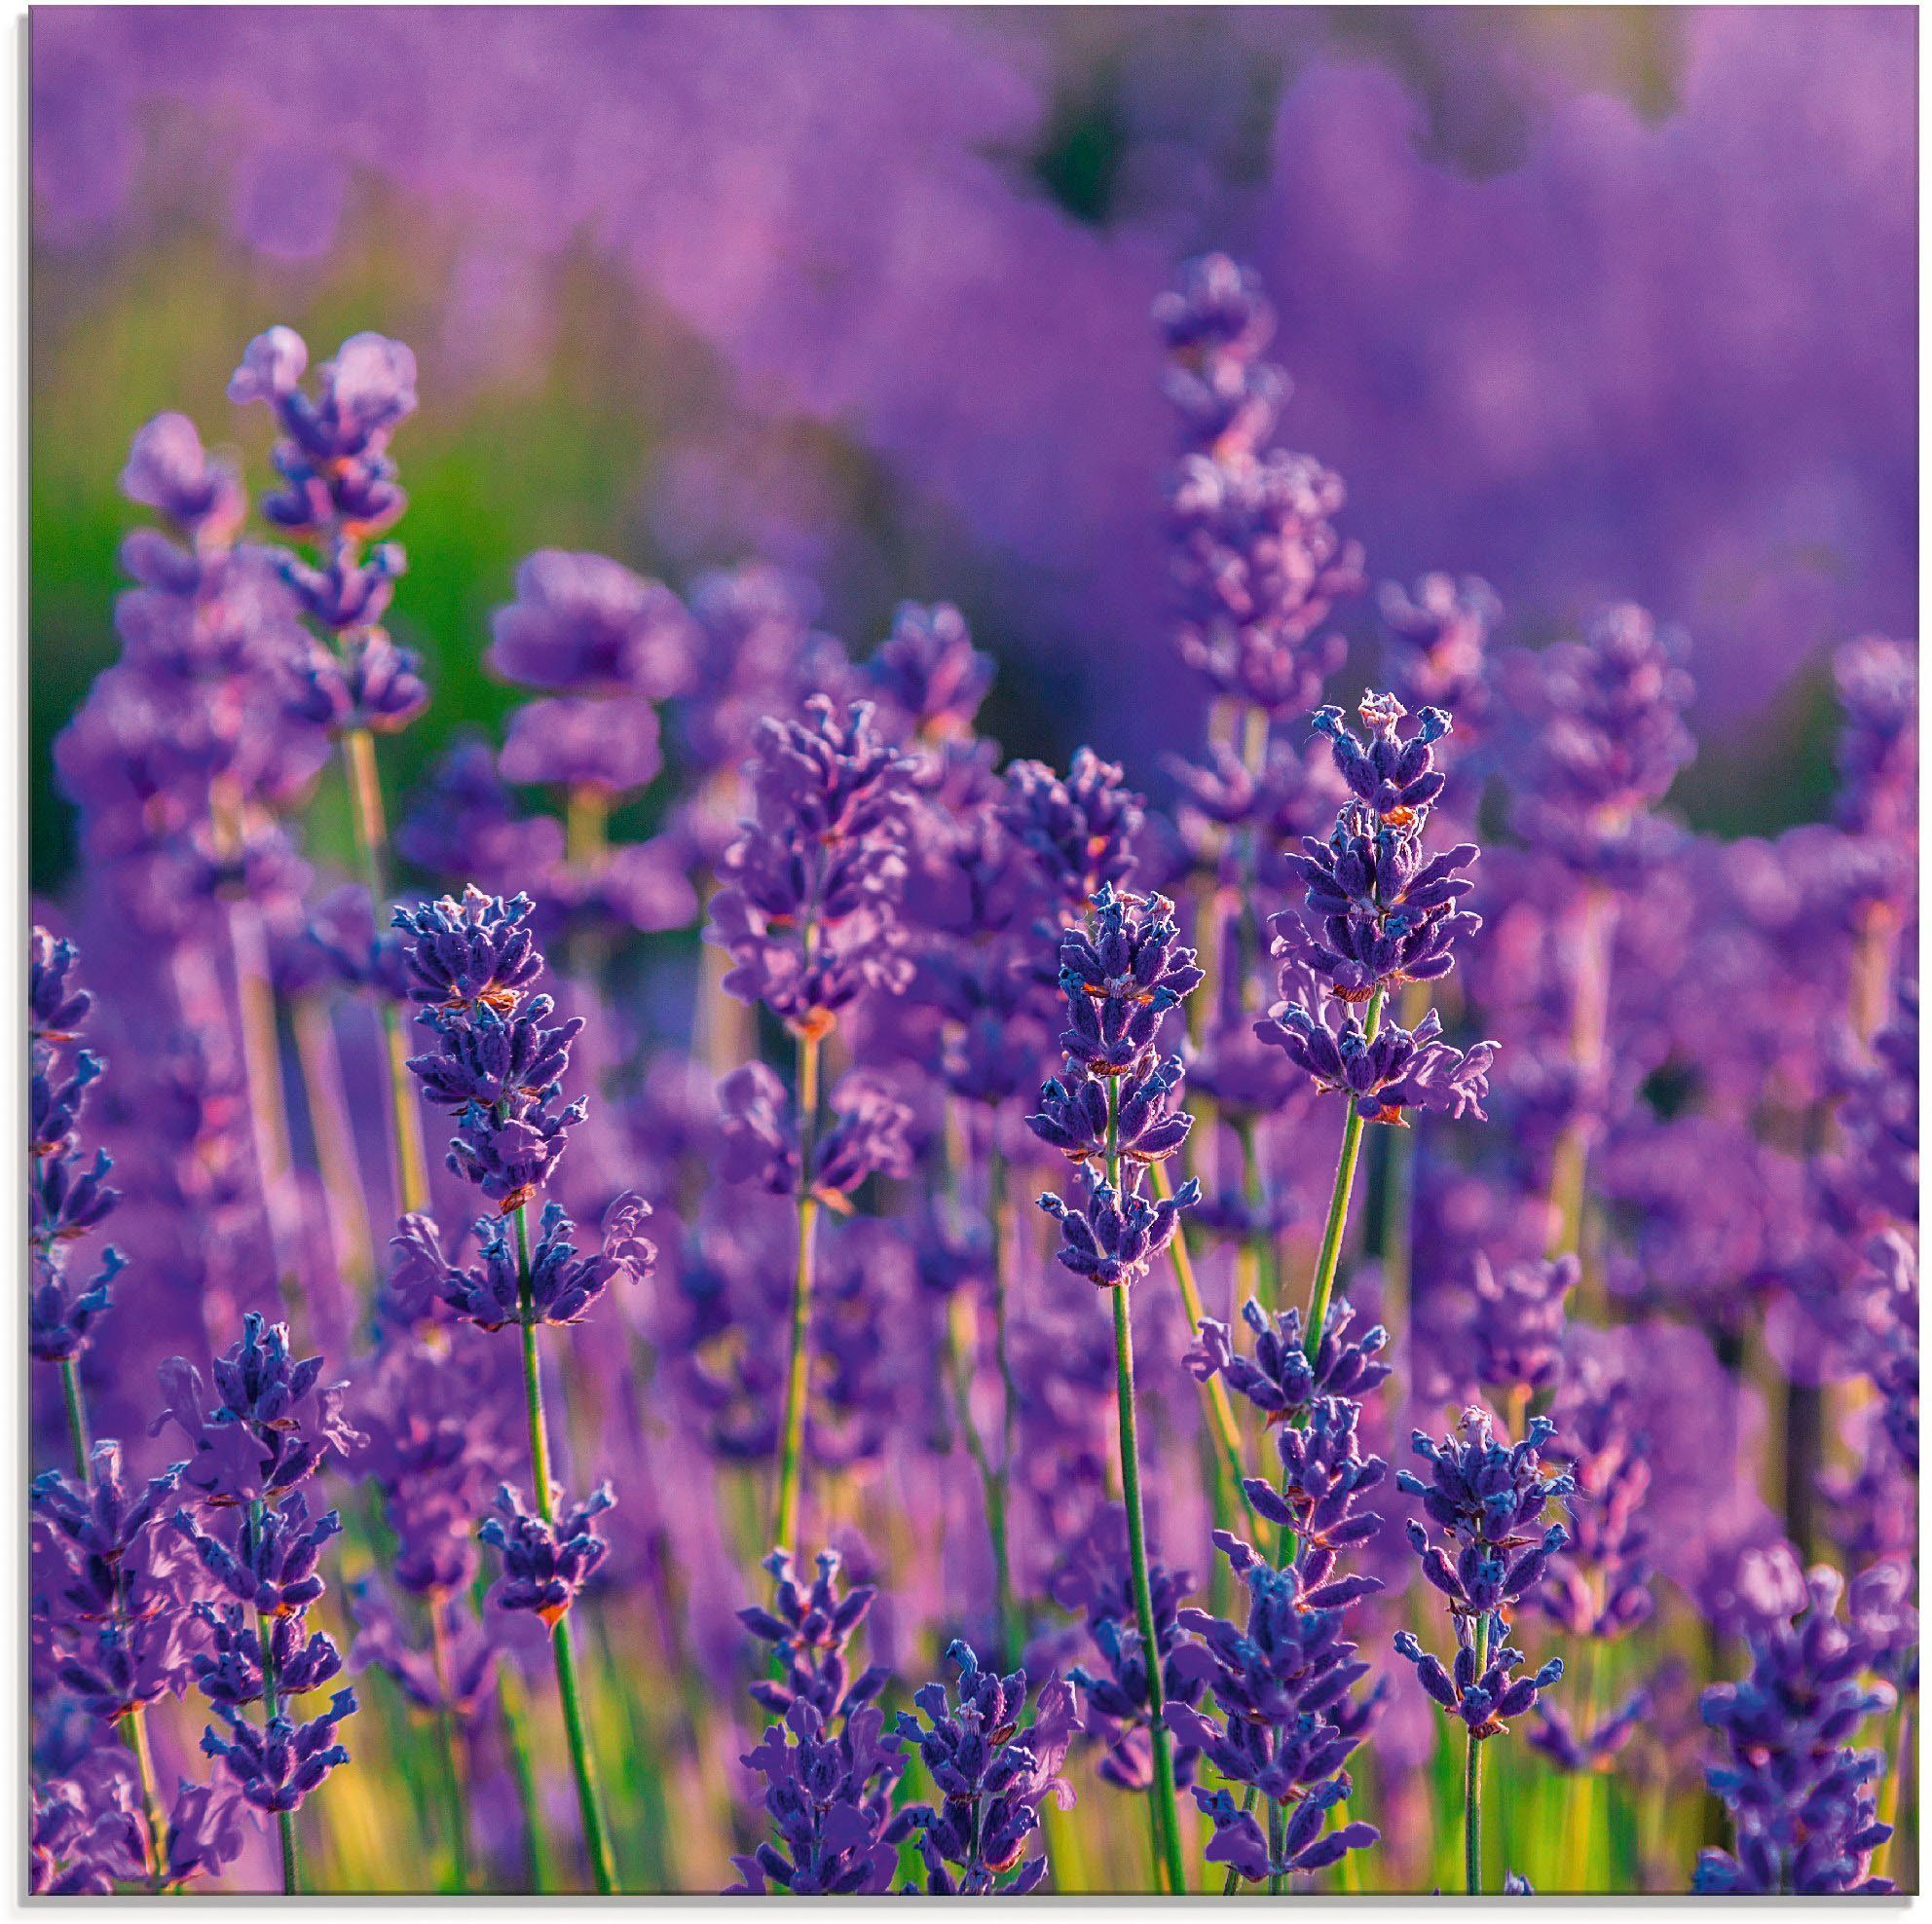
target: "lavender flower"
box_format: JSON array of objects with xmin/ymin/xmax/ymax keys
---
[
  {"xmin": 1258, "ymin": 997, "xmax": 1497, "ymax": 1125},
  {"xmin": 201, "ymin": 1688, "xmax": 358, "ymax": 1816},
  {"xmin": 440, "ymin": 1193, "xmax": 655, "ymax": 1330},
  {"xmin": 1378, "ymin": 574, "xmax": 1501, "ymax": 726},
  {"xmin": 1696, "ymin": 1566, "xmax": 1896, "ymax": 1895},
  {"xmin": 717, "ymin": 1064, "xmax": 915, "ymax": 1203},
  {"xmin": 737, "ymin": 1548, "xmax": 889, "ymax": 1724},
  {"xmin": 478, "ymin": 1482, "xmax": 614, "ymax": 1624},
  {"xmin": 1166, "ymin": 1534, "xmax": 1380, "ymax": 1888},
  {"xmin": 487, "ymin": 548, "xmax": 696, "ymax": 698},
  {"xmin": 998, "ymin": 750, "xmax": 1143, "ymax": 911},
  {"xmin": 1155, "ymin": 253, "xmax": 1361, "ymax": 716},
  {"xmin": 1185, "ymin": 1296, "xmax": 1390, "ymax": 1423},
  {"xmin": 865, "ymin": 602, "xmax": 994, "ymax": 744},
  {"xmin": 895, "ymin": 1642, "xmax": 1079, "ymax": 1894},
  {"xmin": 1469, "ymin": 1254, "xmax": 1579, "ymax": 1402},
  {"xmin": 706, "ymin": 697, "xmax": 916, "ymax": 1037},
  {"xmin": 151, "ymin": 1314, "xmax": 361, "ymax": 1505}
]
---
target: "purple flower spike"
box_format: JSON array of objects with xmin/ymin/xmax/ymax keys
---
[
  {"xmin": 440, "ymin": 1192, "xmax": 654, "ymax": 1329},
  {"xmin": 1186, "ymin": 1295, "xmax": 1390, "ymax": 1420},
  {"xmin": 1038, "ymin": 1167, "xmax": 1200, "ymax": 1290},
  {"xmin": 200, "ymin": 1688, "xmax": 357, "ymax": 1815},
  {"xmin": 479, "ymin": 1482, "xmax": 614, "ymax": 1624},
  {"xmin": 895, "ymin": 1642, "xmax": 1080, "ymax": 1894},
  {"xmin": 1697, "ymin": 1566, "xmax": 1898, "ymax": 1895},
  {"xmin": 1378, "ymin": 574, "xmax": 1501, "ymax": 723},
  {"xmin": 393, "ymin": 885, "xmax": 545, "ymax": 1013},
  {"xmin": 1311, "ymin": 691, "xmax": 1452, "ymax": 825},
  {"xmin": 739, "ymin": 1548, "xmax": 890, "ymax": 1725},
  {"xmin": 119, "ymin": 412, "xmax": 245, "ymax": 543},
  {"xmin": 706, "ymin": 697, "xmax": 917, "ymax": 1037},
  {"xmin": 865, "ymin": 602, "xmax": 994, "ymax": 743},
  {"xmin": 499, "ymin": 692, "xmax": 664, "ymax": 796},
  {"xmin": 1258, "ymin": 998, "xmax": 1498, "ymax": 1125},
  {"xmin": 998, "ymin": 749, "xmax": 1143, "ymax": 909},
  {"xmin": 173, "ymin": 1489, "xmax": 342, "ymax": 1616},
  {"xmin": 1470, "ymin": 1254, "xmax": 1579, "ymax": 1401}
]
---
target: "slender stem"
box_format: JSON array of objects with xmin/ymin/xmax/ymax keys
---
[
  {"xmin": 1873, "ymin": 1697, "xmax": 1914, "ymax": 1883},
  {"xmin": 566, "ymin": 785, "xmax": 609, "ymax": 868},
  {"xmin": 343, "ymin": 725, "xmax": 432, "ymax": 1218},
  {"xmin": 945, "ymin": 1296, "xmax": 1017, "ymax": 1672},
  {"xmin": 549, "ymin": 1616, "xmax": 616, "ymax": 1893},
  {"xmin": 381, "ymin": 1002, "xmax": 431, "ymax": 1216},
  {"xmin": 497, "ymin": 1667, "xmax": 555, "ymax": 1892},
  {"xmin": 1106, "ymin": 1081, "xmax": 1188, "ymax": 1898},
  {"xmin": 1302, "ymin": 986, "xmax": 1387, "ymax": 1362},
  {"xmin": 1466, "ymin": 1611, "xmax": 1490, "ymax": 1896},
  {"xmin": 122, "ymin": 1705, "xmax": 168, "ymax": 1890},
  {"xmin": 58, "ymin": 1357, "xmax": 91, "ymax": 1480},
  {"xmin": 1147, "ymin": 1164, "xmax": 1252, "ymax": 1514},
  {"xmin": 1266, "ymin": 1793, "xmax": 1285, "ymax": 1895},
  {"xmin": 511, "ymin": 1205, "xmax": 616, "ymax": 1894},
  {"xmin": 291, "ymin": 995, "xmax": 376, "ymax": 1304},
  {"xmin": 251, "ymin": 1552, "xmax": 300, "ymax": 1896},
  {"xmin": 427, "ymin": 1601, "xmax": 472, "ymax": 1893},
  {"xmin": 1378, "ymin": 979, "xmax": 1432, "ymax": 1379},
  {"xmin": 771, "ymin": 1030, "xmax": 823, "ymax": 1558},
  {"xmin": 1545, "ymin": 887, "xmax": 1616, "ymax": 1261}
]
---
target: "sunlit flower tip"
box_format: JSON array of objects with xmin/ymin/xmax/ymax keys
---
[{"xmin": 478, "ymin": 1481, "xmax": 615, "ymax": 1624}]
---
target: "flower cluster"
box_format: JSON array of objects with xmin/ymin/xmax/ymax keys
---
[
  {"xmin": 1258, "ymin": 694, "xmax": 1498, "ymax": 1121},
  {"xmin": 706, "ymin": 697, "xmax": 916, "ymax": 1037},
  {"xmin": 894, "ymin": 1641, "xmax": 1080, "ymax": 1894},
  {"xmin": 229, "ymin": 326, "xmax": 428, "ymax": 735},
  {"xmin": 395, "ymin": 887, "xmax": 586, "ymax": 1210},
  {"xmin": 155, "ymin": 1314, "xmax": 360, "ymax": 1823},
  {"xmin": 478, "ymin": 1482, "xmax": 615, "ymax": 1624},
  {"xmin": 1154, "ymin": 252, "xmax": 1362, "ymax": 716},
  {"xmin": 1696, "ymin": 1567, "xmax": 1896, "ymax": 1895},
  {"xmin": 1393, "ymin": 1411, "xmax": 1571, "ymax": 1738},
  {"xmin": 29, "ymin": 931, "xmax": 125, "ymax": 1362},
  {"xmin": 730, "ymin": 1547, "xmax": 910, "ymax": 1896},
  {"xmin": 1034, "ymin": 885, "xmax": 1203, "ymax": 1287},
  {"xmin": 1168, "ymin": 1535, "xmax": 1381, "ymax": 1886}
]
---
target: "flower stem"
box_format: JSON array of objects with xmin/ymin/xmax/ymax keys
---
[
  {"xmin": 512, "ymin": 1206, "xmax": 617, "ymax": 1894},
  {"xmin": 122, "ymin": 1704, "xmax": 168, "ymax": 1889},
  {"xmin": 1106, "ymin": 1083, "xmax": 1188, "ymax": 1897},
  {"xmin": 57, "ymin": 1356, "xmax": 91, "ymax": 1480},
  {"xmin": 771, "ymin": 1029, "xmax": 823, "ymax": 1559},
  {"xmin": 1146, "ymin": 1163, "xmax": 1253, "ymax": 1516},
  {"xmin": 1544, "ymin": 886, "xmax": 1616, "ymax": 1261},
  {"xmin": 1266, "ymin": 1793, "xmax": 1285, "ymax": 1895},
  {"xmin": 342, "ymin": 724, "xmax": 432, "ymax": 1217},
  {"xmin": 1302, "ymin": 985, "xmax": 1386, "ymax": 1363},
  {"xmin": 250, "ymin": 1540, "xmax": 301, "ymax": 1897},
  {"xmin": 1466, "ymin": 1611, "xmax": 1490, "ymax": 1896},
  {"xmin": 427, "ymin": 1601, "xmax": 472, "ymax": 1892}
]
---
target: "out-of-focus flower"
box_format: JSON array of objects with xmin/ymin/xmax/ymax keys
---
[{"xmin": 487, "ymin": 549, "xmax": 697, "ymax": 698}]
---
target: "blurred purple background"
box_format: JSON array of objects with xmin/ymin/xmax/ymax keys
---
[{"xmin": 30, "ymin": 5, "xmax": 1916, "ymax": 878}]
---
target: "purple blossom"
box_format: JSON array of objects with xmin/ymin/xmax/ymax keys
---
[
  {"xmin": 1696, "ymin": 1566, "xmax": 1896, "ymax": 1895},
  {"xmin": 393, "ymin": 885, "xmax": 545, "ymax": 1013},
  {"xmin": 997, "ymin": 749, "xmax": 1143, "ymax": 911},
  {"xmin": 706, "ymin": 697, "xmax": 916, "ymax": 1036},
  {"xmin": 172, "ymin": 1490, "xmax": 342, "ymax": 1617},
  {"xmin": 287, "ymin": 627, "xmax": 428, "ymax": 734},
  {"xmin": 1378, "ymin": 574, "xmax": 1501, "ymax": 726},
  {"xmin": 439, "ymin": 1193, "xmax": 655, "ymax": 1329},
  {"xmin": 478, "ymin": 1481, "xmax": 614, "ymax": 1623},
  {"xmin": 737, "ymin": 1548, "xmax": 888, "ymax": 1727},
  {"xmin": 717, "ymin": 1063, "xmax": 916, "ymax": 1202},
  {"xmin": 1469, "ymin": 1254, "xmax": 1579, "ymax": 1401},
  {"xmin": 1038, "ymin": 1168, "xmax": 1199, "ymax": 1290},
  {"xmin": 487, "ymin": 548, "xmax": 697, "ymax": 698},
  {"xmin": 201, "ymin": 1687, "xmax": 358, "ymax": 1816},
  {"xmin": 150, "ymin": 1314, "xmax": 362, "ymax": 1505},
  {"xmin": 499, "ymin": 693, "xmax": 664, "ymax": 796},
  {"xmin": 894, "ymin": 1642, "xmax": 1079, "ymax": 1895},
  {"xmin": 1257, "ymin": 997, "xmax": 1498, "ymax": 1125},
  {"xmin": 1186, "ymin": 1295, "xmax": 1390, "ymax": 1423},
  {"xmin": 864, "ymin": 602, "xmax": 994, "ymax": 744}
]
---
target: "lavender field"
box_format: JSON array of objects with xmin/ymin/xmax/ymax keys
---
[{"xmin": 27, "ymin": 6, "xmax": 1917, "ymax": 1900}]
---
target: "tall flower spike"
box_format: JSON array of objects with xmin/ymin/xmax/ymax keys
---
[
  {"xmin": 894, "ymin": 1642, "xmax": 1079, "ymax": 1895},
  {"xmin": 705, "ymin": 696, "xmax": 916, "ymax": 1037}
]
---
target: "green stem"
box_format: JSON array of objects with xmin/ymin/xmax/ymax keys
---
[
  {"xmin": 1302, "ymin": 986, "xmax": 1386, "ymax": 1363},
  {"xmin": 427, "ymin": 1601, "xmax": 472, "ymax": 1892},
  {"xmin": 497, "ymin": 1667, "xmax": 554, "ymax": 1892},
  {"xmin": 1466, "ymin": 1611, "xmax": 1490, "ymax": 1896},
  {"xmin": 946, "ymin": 1296, "xmax": 1017, "ymax": 1672},
  {"xmin": 251, "ymin": 1552, "xmax": 301, "ymax": 1896},
  {"xmin": 512, "ymin": 1207, "xmax": 617, "ymax": 1894},
  {"xmin": 771, "ymin": 1030, "xmax": 823, "ymax": 1558},
  {"xmin": 1146, "ymin": 1163, "xmax": 1253, "ymax": 1515},
  {"xmin": 549, "ymin": 1616, "xmax": 616, "ymax": 1892},
  {"xmin": 122, "ymin": 1704, "xmax": 168, "ymax": 1890},
  {"xmin": 1266, "ymin": 1793, "xmax": 1285, "ymax": 1895},
  {"xmin": 1106, "ymin": 1082, "xmax": 1188, "ymax": 1898},
  {"xmin": 343, "ymin": 724, "xmax": 432, "ymax": 1217},
  {"xmin": 58, "ymin": 1357, "xmax": 91, "ymax": 1480}
]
